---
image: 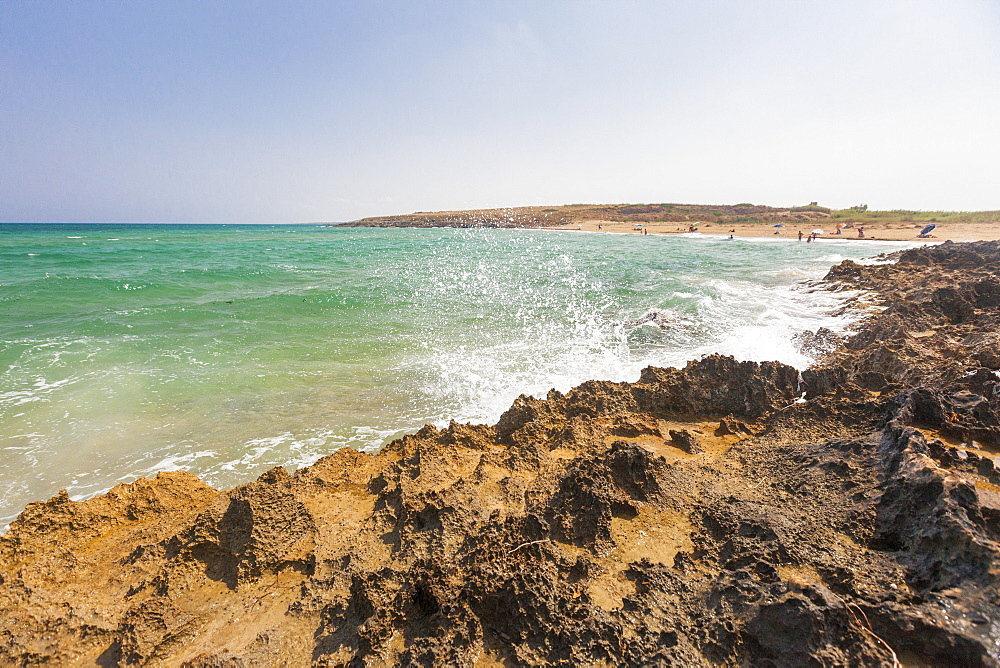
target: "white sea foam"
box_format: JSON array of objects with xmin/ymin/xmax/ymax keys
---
[
  {"xmin": 402, "ymin": 237, "xmax": 889, "ymax": 427},
  {"xmin": 0, "ymin": 376, "xmax": 77, "ymax": 407}
]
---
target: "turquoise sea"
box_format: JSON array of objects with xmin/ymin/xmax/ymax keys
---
[{"xmin": 0, "ymin": 224, "xmax": 915, "ymax": 528}]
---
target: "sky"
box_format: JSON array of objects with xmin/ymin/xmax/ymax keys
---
[{"xmin": 2, "ymin": 0, "xmax": 999, "ymax": 223}]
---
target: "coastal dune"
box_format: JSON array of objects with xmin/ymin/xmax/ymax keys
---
[{"xmin": 2, "ymin": 242, "xmax": 999, "ymax": 665}]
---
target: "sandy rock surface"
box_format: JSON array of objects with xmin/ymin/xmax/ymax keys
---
[{"xmin": 1, "ymin": 241, "xmax": 999, "ymax": 666}]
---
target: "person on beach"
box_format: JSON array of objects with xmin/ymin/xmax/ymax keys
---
[
  {"xmin": 858, "ymin": 227, "xmax": 865, "ymax": 238},
  {"xmin": 798, "ymin": 230, "xmax": 803, "ymax": 241}
]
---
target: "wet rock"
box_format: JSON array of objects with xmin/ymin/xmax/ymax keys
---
[
  {"xmin": 636, "ymin": 354, "xmax": 800, "ymax": 418},
  {"xmin": 800, "ymin": 365, "xmax": 847, "ymax": 397},
  {"xmin": 793, "ymin": 326, "xmax": 843, "ymax": 357},
  {"xmin": 824, "ymin": 259, "xmax": 863, "ymax": 281}
]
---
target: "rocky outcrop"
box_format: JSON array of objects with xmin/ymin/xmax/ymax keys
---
[
  {"xmin": 1, "ymin": 241, "xmax": 999, "ymax": 665},
  {"xmin": 339, "ymin": 202, "xmax": 833, "ymax": 229}
]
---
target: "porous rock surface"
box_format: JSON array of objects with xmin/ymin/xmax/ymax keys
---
[{"xmin": 1, "ymin": 241, "xmax": 999, "ymax": 666}]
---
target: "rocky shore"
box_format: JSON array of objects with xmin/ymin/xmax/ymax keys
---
[{"xmin": 2, "ymin": 241, "xmax": 998, "ymax": 666}]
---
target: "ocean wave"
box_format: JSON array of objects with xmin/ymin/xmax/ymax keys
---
[{"xmin": 0, "ymin": 226, "xmax": 918, "ymax": 530}]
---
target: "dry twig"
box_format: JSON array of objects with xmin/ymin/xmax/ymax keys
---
[
  {"xmin": 507, "ymin": 538, "xmax": 551, "ymax": 555},
  {"xmin": 835, "ymin": 594, "xmax": 901, "ymax": 668}
]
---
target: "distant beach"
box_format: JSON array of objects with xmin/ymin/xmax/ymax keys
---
[
  {"xmin": 343, "ymin": 202, "xmax": 1000, "ymax": 243},
  {"xmin": 541, "ymin": 217, "xmax": 1000, "ymax": 242}
]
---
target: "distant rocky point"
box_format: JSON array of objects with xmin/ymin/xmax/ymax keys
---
[
  {"xmin": 338, "ymin": 202, "xmax": 835, "ymax": 228},
  {"xmin": 336, "ymin": 202, "xmax": 1000, "ymax": 231}
]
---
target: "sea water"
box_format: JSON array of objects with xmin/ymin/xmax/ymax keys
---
[{"xmin": 0, "ymin": 224, "xmax": 915, "ymax": 528}]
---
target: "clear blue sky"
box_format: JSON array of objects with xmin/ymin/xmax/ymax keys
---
[{"xmin": 2, "ymin": 1, "xmax": 998, "ymax": 222}]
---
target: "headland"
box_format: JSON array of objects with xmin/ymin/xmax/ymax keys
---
[
  {"xmin": 1, "ymin": 236, "xmax": 998, "ymax": 664},
  {"xmin": 340, "ymin": 202, "xmax": 1000, "ymax": 242}
]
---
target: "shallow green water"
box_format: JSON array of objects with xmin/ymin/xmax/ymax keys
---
[{"xmin": 0, "ymin": 223, "xmax": 914, "ymax": 527}]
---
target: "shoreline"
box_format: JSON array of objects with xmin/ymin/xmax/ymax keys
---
[
  {"xmin": 341, "ymin": 201, "xmax": 1000, "ymax": 243},
  {"xmin": 0, "ymin": 242, "xmax": 886, "ymax": 532},
  {"xmin": 536, "ymin": 217, "xmax": 1000, "ymax": 242},
  {"xmin": 0, "ymin": 227, "xmax": 913, "ymax": 533},
  {"xmin": 1, "ymin": 241, "xmax": 998, "ymax": 664}
]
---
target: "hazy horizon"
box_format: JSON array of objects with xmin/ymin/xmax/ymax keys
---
[
  {"xmin": 3, "ymin": 1, "xmax": 998, "ymax": 223},
  {"xmin": 5, "ymin": 199, "xmax": 1000, "ymax": 227}
]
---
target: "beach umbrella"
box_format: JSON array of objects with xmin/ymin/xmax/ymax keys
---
[
  {"xmin": 811, "ymin": 229, "xmax": 825, "ymax": 235},
  {"xmin": 836, "ymin": 223, "xmax": 847, "ymax": 229},
  {"xmin": 772, "ymin": 224, "xmax": 784, "ymax": 227},
  {"xmin": 920, "ymin": 223, "xmax": 937, "ymax": 235}
]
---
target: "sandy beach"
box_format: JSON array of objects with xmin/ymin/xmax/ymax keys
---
[
  {"xmin": 345, "ymin": 202, "xmax": 1000, "ymax": 243},
  {"xmin": 541, "ymin": 217, "xmax": 1000, "ymax": 242}
]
